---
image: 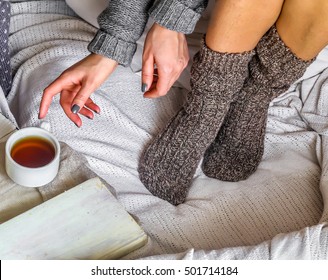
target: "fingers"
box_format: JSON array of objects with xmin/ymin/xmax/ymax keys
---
[
  {"xmin": 143, "ymin": 66, "xmax": 174, "ymax": 98},
  {"xmin": 39, "ymin": 53, "xmax": 116, "ymax": 126},
  {"xmin": 70, "ymin": 81, "xmax": 95, "ymax": 112},
  {"xmin": 141, "ymin": 23, "xmax": 189, "ymax": 98},
  {"xmin": 40, "ymin": 73, "xmax": 100, "ymax": 127},
  {"xmin": 60, "ymin": 90, "xmax": 99, "ymax": 127},
  {"xmin": 39, "ymin": 74, "xmax": 70, "ymax": 119},
  {"xmin": 141, "ymin": 56, "xmax": 154, "ymax": 93},
  {"xmin": 69, "ymin": 84, "xmax": 101, "ymax": 127},
  {"xmin": 141, "ymin": 42, "xmax": 189, "ymax": 98},
  {"xmin": 143, "ymin": 62, "xmax": 185, "ymax": 98},
  {"xmin": 85, "ymin": 98, "xmax": 101, "ymax": 115},
  {"xmin": 59, "ymin": 89, "xmax": 82, "ymax": 127}
]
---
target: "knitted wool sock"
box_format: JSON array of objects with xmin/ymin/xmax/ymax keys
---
[
  {"xmin": 202, "ymin": 25, "xmax": 314, "ymax": 181},
  {"xmin": 0, "ymin": 0, "xmax": 11, "ymax": 95},
  {"xmin": 138, "ymin": 39, "xmax": 254, "ymax": 205}
]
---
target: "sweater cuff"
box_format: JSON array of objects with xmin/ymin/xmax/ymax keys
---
[
  {"xmin": 88, "ymin": 30, "xmax": 137, "ymax": 67},
  {"xmin": 149, "ymin": 0, "xmax": 202, "ymax": 34}
]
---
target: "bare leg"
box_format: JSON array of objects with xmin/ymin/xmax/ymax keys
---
[
  {"xmin": 202, "ymin": 0, "xmax": 328, "ymax": 181},
  {"xmin": 276, "ymin": 0, "xmax": 328, "ymax": 60},
  {"xmin": 206, "ymin": 0, "xmax": 284, "ymax": 52}
]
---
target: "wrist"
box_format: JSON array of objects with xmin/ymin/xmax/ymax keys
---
[
  {"xmin": 89, "ymin": 53, "xmax": 118, "ymax": 67},
  {"xmin": 88, "ymin": 30, "xmax": 136, "ymax": 67},
  {"xmin": 152, "ymin": 22, "xmax": 181, "ymax": 35},
  {"xmin": 149, "ymin": 0, "xmax": 203, "ymax": 34}
]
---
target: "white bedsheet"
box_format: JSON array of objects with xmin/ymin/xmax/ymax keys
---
[{"xmin": 4, "ymin": 0, "xmax": 328, "ymax": 259}]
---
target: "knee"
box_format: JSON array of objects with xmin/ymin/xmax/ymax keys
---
[
  {"xmin": 277, "ymin": 0, "xmax": 328, "ymax": 58},
  {"xmin": 233, "ymin": 0, "xmax": 283, "ymax": 15},
  {"xmin": 282, "ymin": 0, "xmax": 328, "ymax": 27}
]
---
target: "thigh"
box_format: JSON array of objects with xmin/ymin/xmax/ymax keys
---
[
  {"xmin": 206, "ymin": 0, "xmax": 284, "ymax": 52},
  {"xmin": 276, "ymin": 0, "xmax": 328, "ymax": 60}
]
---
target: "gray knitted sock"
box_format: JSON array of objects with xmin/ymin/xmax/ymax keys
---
[
  {"xmin": 138, "ymin": 39, "xmax": 254, "ymax": 205},
  {"xmin": 0, "ymin": 0, "xmax": 11, "ymax": 95},
  {"xmin": 202, "ymin": 25, "xmax": 314, "ymax": 181}
]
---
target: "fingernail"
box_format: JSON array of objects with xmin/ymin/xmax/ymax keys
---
[
  {"xmin": 74, "ymin": 122, "xmax": 80, "ymax": 128},
  {"xmin": 86, "ymin": 115, "xmax": 93, "ymax": 120},
  {"xmin": 141, "ymin": 83, "xmax": 147, "ymax": 92},
  {"xmin": 71, "ymin": 104, "xmax": 80, "ymax": 114}
]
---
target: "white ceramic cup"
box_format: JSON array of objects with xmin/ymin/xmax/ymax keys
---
[{"xmin": 5, "ymin": 126, "xmax": 60, "ymax": 187}]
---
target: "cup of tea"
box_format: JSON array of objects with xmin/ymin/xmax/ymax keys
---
[{"xmin": 5, "ymin": 125, "xmax": 60, "ymax": 187}]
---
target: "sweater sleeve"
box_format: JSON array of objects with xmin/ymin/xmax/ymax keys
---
[
  {"xmin": 88, "ymin": 0, "xmax": 154, "ymax": 66},
  {"xmin": 149, "ymin": 0, "xmax": 208, "ymax": 34}
]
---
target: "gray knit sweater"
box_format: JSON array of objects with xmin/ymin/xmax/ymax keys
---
[{"xmin": 88, "ymin": 0, "xmax": 208, "ymax": 66}]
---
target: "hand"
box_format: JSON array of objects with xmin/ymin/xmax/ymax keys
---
[
  {"xmin": 142, "ymin": 22, "xmax": 189, "ymax": 98},
  {"xmin": 39, "ymin": 53, "xmax": 118, "ymax": 127}
]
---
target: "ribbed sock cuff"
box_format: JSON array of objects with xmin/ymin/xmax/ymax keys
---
[
  {"xmin": 195, "ymin": 37, "xmax": 255, "ymax": 73},
  {"xmin": 257, "ymin": 25, "xmax": 314, "ymax": 75}
]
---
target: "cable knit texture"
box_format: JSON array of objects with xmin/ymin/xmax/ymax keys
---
[
  {"xmin": 138, "ymin": 39, "xmax": 254, "ymax": 205},
  {"xmin": 0, "ymin": 0, "xmax": 11, "ymax": 95},
  {"xmin": 149, "ymin": 0, "xmax": 208, "ymax": 34},
  {"xmin": 88, "ymin": 0, "xmax": 207, "ymax": 66},
  {"xmin": 88, "ymin": 0, "xmax": 153, "ymax": 66},
  {"xmin": 202, "ymin": 26, "xmax": 314, "ymax": 181}
]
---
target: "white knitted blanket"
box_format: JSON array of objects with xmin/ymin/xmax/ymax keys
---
[{"xmin": 5, "ymin": 0, "xmax": 328, "ymax": 259}]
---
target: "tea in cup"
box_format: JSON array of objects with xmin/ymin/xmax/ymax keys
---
[{"xmin": 5, "ymin": 126, "xmax": 60, "ymax": 187}]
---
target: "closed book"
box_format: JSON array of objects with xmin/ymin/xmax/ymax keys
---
[{"xmin": 0, "ymin": 177, "xmax": 147, "ymax": 259}]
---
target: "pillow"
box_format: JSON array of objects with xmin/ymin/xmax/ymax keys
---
[{"xmin": 65, "ymin": 0, "xmax": 108, "ymax": 28}]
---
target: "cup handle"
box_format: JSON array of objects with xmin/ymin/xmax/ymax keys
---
[{"xmin": 39, "ymin": 121, "xmax": 51, "ymax": 132}]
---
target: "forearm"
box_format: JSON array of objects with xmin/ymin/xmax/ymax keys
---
[
  {"xmin": 88, "ymin": 0, "xmax": 154, "ymax": 66},
  {"xmin": 149, "ymin": 0, "xmax": 209, "ymax": 34}
]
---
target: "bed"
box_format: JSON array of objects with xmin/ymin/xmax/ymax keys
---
[{"xmin": 1, "ymin": 0, "xmax": 328, "ymax": 259}]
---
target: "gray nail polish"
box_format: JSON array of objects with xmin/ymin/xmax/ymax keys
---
[
  {"xmin": 71, "ymin": 104, "xmax": 80, "ymax": 114},
  {"xmin": 141, "ymin": 83, "xmax": 147, "ymax": 92}
]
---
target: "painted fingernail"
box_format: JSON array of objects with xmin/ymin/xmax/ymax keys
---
[
  {"xmin": 141, "ymin": 83, "xmax": 148, "ymax": 92},
  {"xmin": 71, "ymin": 104, "xmax": 80, "ymax": 114}
]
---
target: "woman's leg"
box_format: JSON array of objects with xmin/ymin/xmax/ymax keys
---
[
  {"xmin": 276, "ymin": 0, "xmax": 328, "ymax": 60},
  {"xmin": 138, "ymin": 0, "xmax": 284, "ymax": 205},
  {"xmin": 206, "ymin": 0, "xmax": 283, "ymax": 53},
  {"xmin": 202, "ymin": 0, "xmax": 328, "ymax": 181}
]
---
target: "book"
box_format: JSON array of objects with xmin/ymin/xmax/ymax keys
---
[{"xmin": 0, "ymin": 177, "xmax": 148, "ymax": 259}]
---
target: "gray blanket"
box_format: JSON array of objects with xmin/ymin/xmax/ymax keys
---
[{"xmin": 4, "ymin": 0, "xmax": 328, "ymax": 259}]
